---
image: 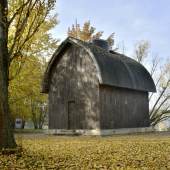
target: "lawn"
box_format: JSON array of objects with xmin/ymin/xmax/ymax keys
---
[{"xmin": 0, "ymin": 133, "xmax": 170, "ymax": 169}]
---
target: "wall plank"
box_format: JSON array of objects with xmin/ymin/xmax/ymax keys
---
[
  {"xmin": 48, "ymin": 45, "xmax": 100, "ymax": 129},
  {"xmin": 99, "ymin": 85, "xmax": 150, "ymax": 129}
]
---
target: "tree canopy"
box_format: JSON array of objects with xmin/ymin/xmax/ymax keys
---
[
  {"xmin": 8, "ymin": 0, "xmax": 58, "ymax": 80},
  {"xmin": 8, "ymin": 0, "xmax": 59, "ymax": 128},
  {"xmin": 0, "ymin": 0, "xmax": 58, "ymax": 149},
  {"xmin": 68, "ymin": 20, "xmax": 115, "ymax": 48}
]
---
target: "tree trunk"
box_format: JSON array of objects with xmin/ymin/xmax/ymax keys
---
[
  {"xmin": 30, "ymin": 100, "xmax": 38, "ymax": 129},
  {"xmin": 0, "ymin": 0, "xmax": 16, "ymax": 149},
  {"xmin": 38, "ymin": 105, "xmax": 46, "ymax": 129}
]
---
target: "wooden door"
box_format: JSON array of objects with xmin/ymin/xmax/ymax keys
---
[{"xmin": 68, "ymin": 101, "xmax": 76, "ymax": 129}]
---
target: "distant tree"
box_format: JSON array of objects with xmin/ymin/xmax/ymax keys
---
[
  {"xmin": 68, "ymin": 20, "xmax": 115, "ymax": 48},
  {"xmin": 133, "ymin": 40, "xmax": 170, "ymax": 126},
  {"xmin": 30, "ymin": 99, "xmax": 47, "ymax": 129},
  {"xmin": 9, "ymin": 56, "xmax": 48, "ymax": 129},
  {"xmin": 134, "ymin": 40, "xmax": 150, "ymax": 63}
]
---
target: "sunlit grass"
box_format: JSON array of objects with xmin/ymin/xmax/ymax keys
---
[{"xmin": 0, "ymin": 133, "xmax": 170, "ymax": 169}]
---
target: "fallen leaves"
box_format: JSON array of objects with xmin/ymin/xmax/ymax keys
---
[{"xmin": 0, "ymin": 134, "xmax": 170, "ymax": 169}]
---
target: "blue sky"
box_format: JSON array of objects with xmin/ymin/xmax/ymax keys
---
[{"xmin": 52, "ymin": 0, "xmax": 170, "ymax": 60}]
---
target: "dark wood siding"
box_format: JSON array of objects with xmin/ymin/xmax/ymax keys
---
[
  {"xmin": 48, "ymin": 45, "xmax": 100, "ymax": 129},
  {"xmin": 48, "ymin": 43, "xmax": 150, "ymax": 130},
  {"xmin": 99, "ymin": 85, "xmax": 150, "ymax": 129}
]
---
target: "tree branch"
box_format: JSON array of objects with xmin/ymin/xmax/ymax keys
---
[
  {"xmin": 150, "ymin": 79, "xmax": 170, "ymax": 117},
  {"xmin": 152, "ymin": 116, "xmax": 170, "ymax": 126},
  {"xmin": 9, "ymin": 1, "xmax": 48, "ymax": 63},
  {"xmin": 150, "ymin": 95, "xmax": 170, "ymax": 119},
  {"xmin": 8, "ymin": 0, "xmax": 30, "ymax": 27},
  {"xmin": 9, "ymin": 0, "xmax": 37, "ymax": 59}
]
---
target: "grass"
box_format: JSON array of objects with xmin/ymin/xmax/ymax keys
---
[
  {"xmin": 14, "ymin": 129, "xmax": 44, "ymax": 133},
  {"xmin": 0, "ymin": 133, "xmax": 170, "ymax": 169}
]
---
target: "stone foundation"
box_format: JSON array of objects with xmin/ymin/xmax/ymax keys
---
[{"xmin": 45, "ymin": 127, "xmax": 155, "ymax": 136}]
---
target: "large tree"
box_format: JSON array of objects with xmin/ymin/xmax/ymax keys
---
[
  {"xmin": 0, "ymin": 0, "xmax": 57, "ymax": 149},
  {"xmin": 8, "ymin": 0, "xmax": 58, "ymax": 129},
  {"xmin": 0, "ymin": 0, "xmax": 16, "ymax": 149}
]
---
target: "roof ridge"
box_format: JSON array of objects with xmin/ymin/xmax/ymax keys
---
[{"xmin": 42, "ymin": 37, "xmax": 156, "ymax": 93}]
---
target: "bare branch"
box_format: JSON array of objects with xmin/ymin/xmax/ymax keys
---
[
  {"xmin": 149, "ymin": 76, "xmax": 161, "ymax": 101},
  {"xmin": 150, "ymin": 95, "xmax": 170, "ymax": 119},
  {"xmin": 162, "ymin": 110, "xmax": 170, "ymax": 114},
  {"xmin": 150, "ymin": 55, "xmax": 159, "ymax": 77},
  {"xmin": 150, "ymin": 79, "xmax": 170, "ymax": 117},
  {"xmin": 152, "ymin": 115, "xmax": 170, "ymax": 126}
]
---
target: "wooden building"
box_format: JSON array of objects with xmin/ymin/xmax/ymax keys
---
[{"xmin": 42, "ymin": 37, "xmax": 156, "ymax": 130}]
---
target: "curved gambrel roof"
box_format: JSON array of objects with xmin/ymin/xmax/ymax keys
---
[{"xmin": 42, "ymin": 37, "xmax": 156, "ymax": 93}]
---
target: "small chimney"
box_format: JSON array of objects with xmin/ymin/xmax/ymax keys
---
[{"xmin": 92, "ymin": 39, "xmax": 109, "ymax": 51}]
